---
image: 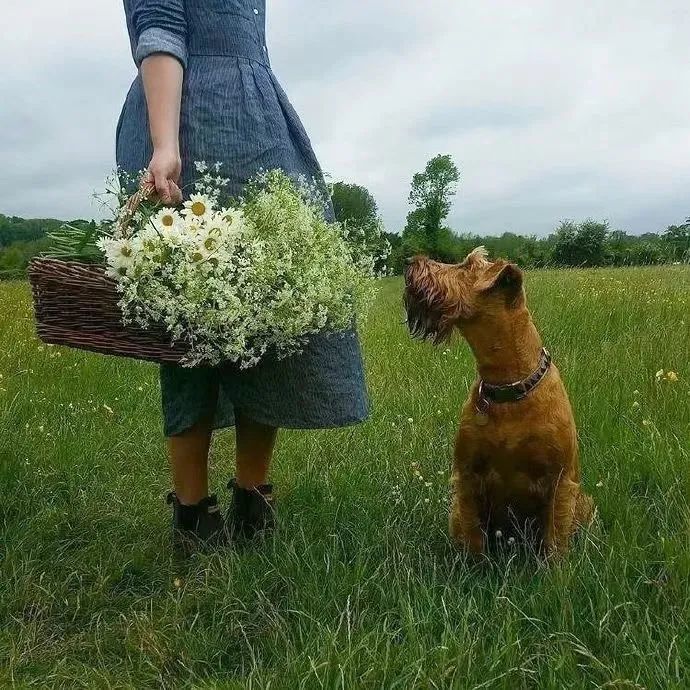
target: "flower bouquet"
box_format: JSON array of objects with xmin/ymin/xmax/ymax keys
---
[{"xmin": 29, "ymin": 166, "xmax": 385, "ymax": 367}]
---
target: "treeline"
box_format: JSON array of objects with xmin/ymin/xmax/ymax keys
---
[
  {"xmin": 0, "ymin": 215, "xmax": 97, "ymax": 278},
  {"xmin": 331, "ymin": 155, "xmax": 690, "ymax": 274},
  {"xmin": 383, "ymin": 219, "xmax": 690, "ymax": 275}
]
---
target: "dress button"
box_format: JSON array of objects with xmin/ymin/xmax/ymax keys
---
[{"xmin": 253, "ymin": 8, "xmax": 259, "ymax": 14}]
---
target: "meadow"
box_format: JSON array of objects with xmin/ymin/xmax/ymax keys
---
[{"xmin": 0, "ymin": 267, "xmax": 689, "ymax": 689}]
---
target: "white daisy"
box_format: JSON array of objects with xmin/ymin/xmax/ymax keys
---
[
  {"xmin": 182, "ymin": 194, "xmax": 213, "ymax": 222},
  {"xmin": 104, "ymin": 239, "xmax": 136, "ymax": 276},
  {"xmin": 151, "ymin": 208, "xmax": 182, "ymax": 233}
]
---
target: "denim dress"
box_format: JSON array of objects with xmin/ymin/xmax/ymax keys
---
[{"xmin": 117, "ymin": 0, "xmax": 369, "ymax": 436}]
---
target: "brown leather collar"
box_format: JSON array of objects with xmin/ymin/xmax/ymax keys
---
[{"xmin": 477, "ymin": 348, "xmax": 552, "ymax": 411}]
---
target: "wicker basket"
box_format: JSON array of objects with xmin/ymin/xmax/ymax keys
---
[
  {"xmin": 28, "ymin": 258, "xmax": 188, "ymax": 363},
  {"xmin": 28, "ymin": 178, "xmax": 188, "ymax": 364}
]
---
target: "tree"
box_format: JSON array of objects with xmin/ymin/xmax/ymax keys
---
[
  {"xmin": 330, "ymin": 181, "xmax": 389, "ymax": 273},
  {"xmin": 551, "ymin": 219, "xmax": 608, "ymax": 267},
  {"xmin": 403, "ymin": 154, "xmax": 460, "ymax": 255},
  {"xmin": 662, "ymin": 220, "xmax": 690, "ymax": 262},
  {"xmin": 331, "ymin": 182, "xmax": 378, "ymax": 227}
]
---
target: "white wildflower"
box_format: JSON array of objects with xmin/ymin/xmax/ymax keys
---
[
  {"xmin": 99, "ymin": 168, "xmax": 382, "ymax": 368},
  {"xmin": 182, "ymin": 194, "xmax": 213, "ymax": 222}
]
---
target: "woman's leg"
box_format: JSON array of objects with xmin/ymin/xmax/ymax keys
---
[
  {"xmin": 235, "ymin": 412, "xmax": 278, "ymax": 488},
  {"xmin": 167, "ymin": 415, "xmax": 214, "ymax": 504}
]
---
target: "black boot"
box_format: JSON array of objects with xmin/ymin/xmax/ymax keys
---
[
  {"xmin": 167, "ymin": 492, "xmax": 224, "ymax": 555},
  {"xmin": 226, "ymin": 479, "xmax": 275, "ymax": 539}
]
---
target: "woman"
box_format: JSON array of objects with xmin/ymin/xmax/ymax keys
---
[{"xmin": 117, "ymin": 0, "xmax": 369, "ymax": 552}]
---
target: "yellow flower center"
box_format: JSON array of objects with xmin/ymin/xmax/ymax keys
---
[
  {"xmin": 204, "ymin": 238, "xmax": 217, "ymax": 251},
  {"xmin": 120, "ymin": 246, "xmax": 132, "ymax": 257},
  {"xmin": 161, "ymin": 214, "xmax": 174, "ymax": 227},
  {"xmin": 191, "ymin": 201, "xmax": 206, "ymax": 217},
  {"xmin": 192, "ymin": 252, "xmax": 204, "ymax": 262}
]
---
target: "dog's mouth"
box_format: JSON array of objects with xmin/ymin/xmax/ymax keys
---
[{"xmin": 403, "ymin": 283, "xmax": 447, "ymax": 344}]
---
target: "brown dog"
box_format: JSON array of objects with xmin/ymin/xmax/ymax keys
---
[{"xmin": 404, "ymin": 248, "xmax": 593, "ymax": 557}]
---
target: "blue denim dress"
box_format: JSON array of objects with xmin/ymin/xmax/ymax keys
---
[{"xmin": 117, "ymin": 0, "xmax": 369, "ymax": 436}]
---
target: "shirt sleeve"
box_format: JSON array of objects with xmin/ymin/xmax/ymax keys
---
[{"xmin": 131, "ymin": 1, "xmax": 188, "ymax": 69}]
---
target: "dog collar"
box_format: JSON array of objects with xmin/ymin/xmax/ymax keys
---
[{"xmin": 477, "ymin": 348, "xmax": 552, "ymax": 411}]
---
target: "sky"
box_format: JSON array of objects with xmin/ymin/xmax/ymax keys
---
[{"xmin": 1, "ymin": 1, "xmax": 688, "ymax": 236}]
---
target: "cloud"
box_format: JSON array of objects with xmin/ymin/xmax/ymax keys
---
[{"xmin": 1, "ymin": 0, "xmax": 688, "ymax": 235}]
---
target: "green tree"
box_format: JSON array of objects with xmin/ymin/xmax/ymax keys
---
[
  {"xmin": 331, "ymin": 182, "xmax": 378, "ymax": 227},
  {"xmin": 330, "ymin": 181, "xmax": 389, "ymax": 273},
  {"xmin": 403, "ymin": 154, "xmax": 460, "ymax": 256},
  {"xmin": 551, "ymin": 219, "xmax": 608, "ymax": 267},
  {"xmin": 662, "ymin": 219, "xmax": 690, "ymax": 262}
]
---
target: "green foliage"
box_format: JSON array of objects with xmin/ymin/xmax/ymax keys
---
[
  {"xmin": 388, "ymin": 217, "xmax": 684, "ymax": 275},
  {"xmin": 663, "ymin": 220, "xmax": 690, "ymax": 262},
  {"xmin": 1, "ymin": 267, "xmax": 689, "ymax": 687},
  {"xmin": 331, "ymin": 181, "xmax": 390, "ymax": 273},
  {"xmin": 0, "ymin": 214, "xmax": 65, "ymax": 247},
  {"xmin": 404, "ymin": 154, "xmax": 460, "ymax": 255},
  {"xmin": 0, "ymin": 216, "xmax": 103, "ymax": 278},
  {"xmin": 331, "ymin": 182, "xmax": 378, "ymax": 227},
  {"xmin": 552, "ymin": 219, "xmax": 609, "ymax": 267},
  {"xmin": 47, "ymin": 220, "xmax": 104, "ymax": 262}
]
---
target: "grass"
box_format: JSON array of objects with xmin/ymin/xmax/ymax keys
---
[{"xmin": 1, "ymin": 267, "xmax": 689, "ymax": 689}]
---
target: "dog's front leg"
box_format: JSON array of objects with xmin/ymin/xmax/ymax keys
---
[
  {"xmin": 449, "ymin": 431, "xmax": 485, "ymax": 554},
  {"xmin": 543, "ymin": 472, "xmax": 579, "ymax": 557},
  {"xmin": 449, "ymin": 471, "xmax": 484, "ymax": 554}
]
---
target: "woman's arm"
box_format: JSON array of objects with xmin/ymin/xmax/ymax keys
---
[
  {"xmin": 141, "ymin": 55, "xmax": 183, "ymax": 204},
  {"xmin": 129, "ymin": 0, "xmax": 188, "ymax": 204}
]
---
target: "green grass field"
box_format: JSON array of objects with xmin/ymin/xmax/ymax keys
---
[{"xmin": 1, "ymin": 267, "xmax": 689, "ymax": 689}]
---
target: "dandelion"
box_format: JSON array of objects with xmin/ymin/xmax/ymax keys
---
[
  {"xmin": 507, "ymin": 537, "xmax": 515, "ymax": 546},
  {"xmin": 407, "ymin": 418, "xmax": 414, "ymax": 424},
  {"xmin": 495, "ymin": 530, "xmax": 503, "ymax": 539},
  {"xmin": 173, "ymin": 578, "xmax": 183, "ymax": 589},
  {"xmin": 596, "ymin": 481, "xmax": 604, "ymax": 488},
  {"xmin": 642, "ymin": 419, "xmax": 652, "ymax": 427},
  {"xmin": 665, "ymin": 371, "xmax": 679, "ymax": 382},
  {"xmin": 632, "ymin": 401, "xmax": 640, "ymax": 409}
]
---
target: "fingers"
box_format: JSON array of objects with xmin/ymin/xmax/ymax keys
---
[
  {"xmin": 146, "ymin": 151, "xmax": 183, "ymax": 206},
  {"xmin": 152, "ymin": 172, "xmax": 173, "ymax": 205},
  {"xmin": 168, "ymin": 180, "xmax": 183, "ymax": 205}
]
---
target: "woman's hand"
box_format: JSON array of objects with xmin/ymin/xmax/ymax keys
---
[{"xmin": 148, "ymin": 147, "xmax": 183, "ymax": 205}]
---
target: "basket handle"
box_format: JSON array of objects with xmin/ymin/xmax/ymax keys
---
[{"xmin": 116, "ymin": 174, "xmax": 157, "ymax": 237}]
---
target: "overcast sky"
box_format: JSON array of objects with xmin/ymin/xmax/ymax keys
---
[{"xmin": 1, "ymin": 1, "xmax": 688, "ymax": 236}]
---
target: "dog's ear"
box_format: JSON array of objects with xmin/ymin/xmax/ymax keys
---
[
  {"xmin": 461, "ymin": 246, "xmax": 489, "ymax": 269},
  {"xmin": 477, "ymin": 263, "xmax": 524, "ymax": 306}
]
